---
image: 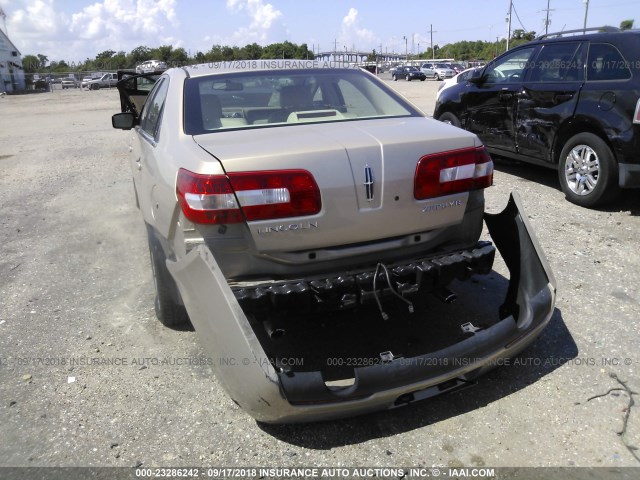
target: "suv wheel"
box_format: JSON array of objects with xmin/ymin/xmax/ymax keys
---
[
  {"xmin": 406, "ymin": 74, "xmax": 411, "ymax": 81},
  {"xmin": 435, "ymin": 73, "xmax": 441, "ymax": 81},
  {"xmin": 558, "ymin": 133, "xmax": 619, "ymax": 208},
  {"xmin": 438, "ymin": 112, "xmax": 461, "ymax": 128},
  {"xmin": 393, "ymin": 75, "xmax": 398, "ymax": 81},
  {"xmin": 90, "ymin": 83, "xmax": 99, "ymax": 90},
  {"xmin": 146, "ymin": 225, "xmax": 190, "ymax": 327}
]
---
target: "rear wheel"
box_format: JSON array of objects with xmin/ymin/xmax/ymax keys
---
[
  {"xmin": 438, "ymin": 112, "xmax": 461, "ymax": 128},
  {"xmin": 146, "ymin": 225, "xmax": 190, "ymax": 327},
  {"xmin": 393, "ymin": 75, "xmax": 398, "ymax": 81},
  {"xmin": 557, "ymin": 132, "xmax": 619, "ymax": 208},
  {"xmin": 436, "ymin": 73, "xmax": 441, "ymax": 81},
  {"xmin": 406, "ymin": 75, "xmax": 411, "ymax": 81}
]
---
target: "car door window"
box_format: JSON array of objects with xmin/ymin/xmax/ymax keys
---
[
  {"xmin": 139, "ymin": 77, "xmax": 169, "ymax": 140},
  {"xmin": 484, "ymin": 47, "xmax": 535, "ymax": 83},
  {"xmin": 529, "ymin": 42, "xmax": 585, "ymax": 82},
  {"xmin": 587, "ymin": 43, "xmax": 631, "ymax": 81}
]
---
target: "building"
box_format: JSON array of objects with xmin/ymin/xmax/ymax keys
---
[{"xmin": 0, "ymin": 25, "xmax": 25, "ymax": 93}]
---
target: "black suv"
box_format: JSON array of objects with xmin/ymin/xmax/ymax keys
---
[{"xmin": 434, "ymin": 27, "xmax": 640, "ymax": 207}]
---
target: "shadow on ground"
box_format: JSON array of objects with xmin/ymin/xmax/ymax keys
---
[{"xmin": 492, "ymin": 156, "xmax": 640, "ymax": 215}]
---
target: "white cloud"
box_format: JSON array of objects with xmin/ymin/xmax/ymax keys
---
[
  {"xmin": 340, "ymin": 7, "xmax": 375, "ymax": 50},
  {"xmin": 342, "ymin": 8, "xmax": 357, "ymax": 29},
  {"xmin": 225, "ymin": 0, "xmax": 284, "ymax": 44},
  {"xmin": 5, "ymin": 0, "xmax": 177, "ymax": 62}
]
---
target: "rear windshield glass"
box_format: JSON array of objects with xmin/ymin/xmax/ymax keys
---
[{"xmin": 183, "ymin": 69, "xmax": 417, "ymax": 135}]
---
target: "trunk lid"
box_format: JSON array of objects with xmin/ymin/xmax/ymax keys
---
[{"xmin": 194, "ymin": 117, "xmax": 482, "ymax": 253}]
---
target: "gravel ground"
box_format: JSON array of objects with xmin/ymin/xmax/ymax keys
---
[{"xmin": 0, "ymin": 78, "xmax": 638, "ymax": 472}]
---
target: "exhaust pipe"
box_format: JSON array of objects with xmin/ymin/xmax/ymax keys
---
[
  {"xmin": 433, "ymin": 286, "xmax": 457, "ymax": 304},
  {"xmin": 264, "ymin": 320, "xmax": 286, "ymax": 339}
]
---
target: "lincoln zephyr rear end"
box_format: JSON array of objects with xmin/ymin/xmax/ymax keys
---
[{"xmin": 112, "ymin": 61, "xmax": 555, "ymax": 423}]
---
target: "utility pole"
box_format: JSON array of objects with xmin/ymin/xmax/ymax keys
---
[
  {"xmin": 583, "ymin": 0, "xmax": 590, "ymax": 33},
  {"xmin": 403, "ymin": 35, "xmax": 408, "ymax": 62},
  {"xmin": 506, "ymin": 0, "xmax": 512, "ymax": 51},
  {"xmin": 430, "ymin": 24, "xmax": 435, "ymax": 60},
  {"xmin": 543, "ymin": 0, "xmax": 555, "ymax": 35}
]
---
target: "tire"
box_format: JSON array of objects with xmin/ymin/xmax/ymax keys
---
[
  {"xmin": 406, "ymin": 75, "xmax": 411, "ymax": 81},
  {"xmin": 438, "ymin": 112, "xmax": 461, "ymax": 128},
  {"xmin": 557, "ymin": 132, "xmax": 619, "ymax": 208},
  {"xmin": 436, "ymin": 74, "xmax": 441, "ymax": 81},
  {"xmin": 393, "ymin": 75, "xmax": 398, "ymax": 81},
  {"xmin": 146, "ymin": 225, "xmax": 190, "ymax": 327},
  {"xmin": 91, "ymin": 83, "xmax": 99, "ymax": 90},
  {"xmin": 420, "ymin": 78, "xmax": 425, "ymax": 81}
]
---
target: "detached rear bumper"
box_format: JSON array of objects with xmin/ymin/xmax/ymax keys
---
[{"xmin": 167, "ymin": 193, "xmax": 556, "ymax": 423}]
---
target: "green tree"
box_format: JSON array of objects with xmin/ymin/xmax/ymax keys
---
[
  {"xmin": 620, "ymin": 19, "xmax": 634, "ymax": 30},
  {"xmin": 169, "ymin": 47, "xmax": 189, "ymax": 66},
  {"xmin": 242, "ymin": 43, "xmax": 263, "ymax": 60},
  {"xmin": 37, "ymin": 54, "xmax": 48, "ymax": 68},
  {"xmin": 22, "ymin": 54, "xmax": 40, "ymax": 72},
  {"xmin": 129, "ymin": 46, "xmax": 152, "ymax": 65}
]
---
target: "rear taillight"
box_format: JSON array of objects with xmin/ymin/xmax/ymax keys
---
[
  {"xmin": 176, "ymin": 168, "xmax": 321, "ymax": 224},
  {"xmin": 634, "ymin": 98, "xmax": 640, "ymax": 124},
  {"xmin": 414, "ymin": 146, "xmax": 494, "ymax": 200}
]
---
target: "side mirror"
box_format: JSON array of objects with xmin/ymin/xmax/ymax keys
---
[{"xmin": 112, "ymin": 112, "xmax": 136, "ymax": 130}]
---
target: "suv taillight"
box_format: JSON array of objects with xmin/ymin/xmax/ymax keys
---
[
  {"xmin": 634, "ymin": 98, "xmax": 640, "ymax": 124},
  {"xmin": 414, "ymin": 146, "xmax": 494, "ymax": 200},
  {"xmin": 176, "ymin": 168, "xmax": 321, "ymax": 224}
]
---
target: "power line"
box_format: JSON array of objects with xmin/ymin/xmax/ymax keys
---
[{"xmin": 511, "ymin": 1, "xmax": 529, "ymax": 32}]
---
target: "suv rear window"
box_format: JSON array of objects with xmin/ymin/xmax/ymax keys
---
[{"xmin": 587, "ymin": 43, "xmax": 631, "ymax": 81}]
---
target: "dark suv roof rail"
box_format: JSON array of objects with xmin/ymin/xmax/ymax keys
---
[{"xmin": 536, "ymin": 26, "xmax": 620, "ymax": 40}]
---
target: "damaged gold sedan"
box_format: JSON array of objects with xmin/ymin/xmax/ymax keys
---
[{"xmin": 113, "ymin": 61, "xmax": 555, "ymax": 423}]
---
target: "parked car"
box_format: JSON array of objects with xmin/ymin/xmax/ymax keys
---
[
  {"xmin": 393, "ymin": 65, "xmax": 427, "ymax": 81},
  {"xmin": 80, "ymin": 76, "xmax": 93, "ymax": 89},
  {"xmin": 434, "ymin": 27, "xmax": 640, "ymax": 207},
  {"xmin": 135, "ymin": 59, "xmax": 167, "ymax": 73},
  {"xmin": 112, "ymin": 62, "xmax": 555, "ymax": 423},
  {"xmin": 61, "ymin": 78, "xmax": 79, "ymax": 89},
  {"xmin": 421, "ymin": 63, "xmax": 455, "ymax": 80},
  {"xmin": 86, "ymin": 73, "xmax": 118, "ymax": 90},
  {"xmin": 33, "ymin": 78, "xmax": 49, "ymax": 91},
  {"xmin": 435, "ymin": 67, "xmax": 482, "ymax": 101},
  {"xmin": 447, "ymin": 63, "xmax": 466, "ymax": 74}
]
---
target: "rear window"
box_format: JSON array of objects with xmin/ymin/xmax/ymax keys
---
[
  {"xmin": 587, "ymin": 43, "xmax": 631, "ymax": 81},
  {"xmin": 183, "ymin": 69, "xmax": 417, "ymax": 135},
  {"xmin": 529, "ymin": 42, "xmax": 586, "ymax": 82}
]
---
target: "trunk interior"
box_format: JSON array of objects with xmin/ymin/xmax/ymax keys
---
[{"xmin": 244, "ymin": 271, "xmax": 508, "ymax": 382}]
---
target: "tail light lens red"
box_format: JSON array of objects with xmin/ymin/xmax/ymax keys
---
[
  {"xmin": 414, "ymin": 146, "xmax": 494, "ymax": 200},
  {"xmin": 176, "ymin": 168, "xmax": 321, "ymax": 224}
]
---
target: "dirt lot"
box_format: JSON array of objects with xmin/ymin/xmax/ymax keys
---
[{"xmin": 0, "ymin": 78, "xmax": 639, "ymax": 472}]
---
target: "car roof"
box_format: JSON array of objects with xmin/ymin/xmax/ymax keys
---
[
  {"xmin": 525, "ymin": 27, "xmax": 640, "ymax": 46},
  {"xmin": 182, "ymin": 59, "xmax": 359, "ymax": 78}
]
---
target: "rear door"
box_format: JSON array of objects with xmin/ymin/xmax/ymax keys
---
[
  {"xmin": 516, "ymin": 42, "xmax": 586, "ymax": 160},
  {"xmin": 463, "ymin": 46, "xmax": 536, "ymax": 155},
  {"xmin": 131, "ymin": 77, "xmax": 170, "ymax": 224}
]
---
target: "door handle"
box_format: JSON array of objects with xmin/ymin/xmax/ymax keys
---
[{"xmin": 554, "ymin": 93, "xmax": 574, "ymax": 103}]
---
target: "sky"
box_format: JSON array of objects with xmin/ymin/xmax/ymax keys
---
[{"xmin": 0, "ymin": 0, "xmax": 638, "ymax": 63}]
